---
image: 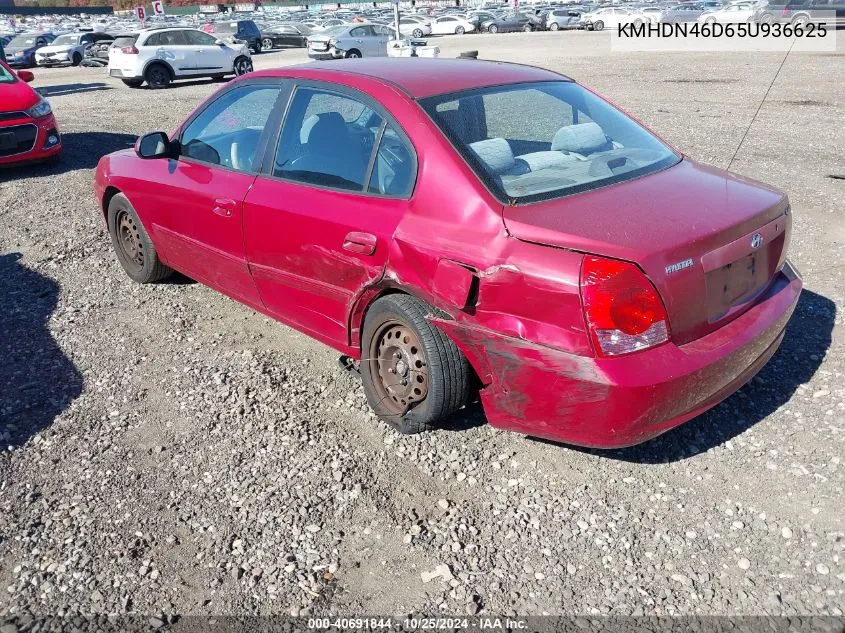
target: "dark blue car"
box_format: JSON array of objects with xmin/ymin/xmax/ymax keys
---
[{"xmin": 5, "ymin": 32, "xmax": 55, "ymax": 68}]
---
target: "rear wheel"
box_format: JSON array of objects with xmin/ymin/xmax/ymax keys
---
[
  {"xmin": 345, "ymin": 48, "xmax": 362, "ymax": 58},
  {"xmin": 261, "ymin": 37, "xmax": 274, "ymax": 50},
  {"xmin": 107, "ymin": 193, "xmax": 173, "ymax": 284},
  {"xmin": 522, "ymin": 23, "xmax": 532, "ymax": 31},
  {"xmin": 233, "ymin": 56, "xmax": 253, "ymax": 76},
  {"xmin": 705, "ymin": 16, "xmax": 716, "ymax": 23},
  {"xmin": 250, "ymin": 41, "xmax": 262, "ymax": 54},
  {"xmin": 488, "ymin": 23, "xmax": 499, "ymax": 33},
  {"xmin": 593, "ymin": 20, "xmax": 604, "ymax": 30},
  {"xmin": 121, "ymin": 78, "xmax": 143, "ymax": 88},
  {"xmin": 549, "ymin": 21, "xmax": 560, "ymax": 30},
  {"xmin": 412, "ymin": 28, "xmax": 424, "ymax": 37},
  {"xmin": 71, "ymin": 52, "xmax": 82, "ymax": 66},
  {"xmin": 791, "ymin": 13, "xmax": 809, "ymax": 26},
  {"xmin": 145, "ymin": 63, "xmax": 171, "ymax": 89},
  {"xmin": 455, "ymin": 25, "xmax": 465, "ymax": 34},
  {"xmin": 361, "ymin": 295, "xmax": 470, "ymax": 434}
]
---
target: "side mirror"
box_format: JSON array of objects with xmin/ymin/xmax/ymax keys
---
[
  {"xmin": 135, "ymin": 131, "xmax": 173, "ymax": 159},
  {"xmin": 17, "ymin": 70, "xmax": 34, "ymax": 83}
]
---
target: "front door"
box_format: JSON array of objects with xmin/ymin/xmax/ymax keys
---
[
  {"xmin": 134, "ymin": 82, "xmax": 283, "ymax": 305},
  {"xmin": 184, "ymin": 29, "xmax": 231, "ymax": 74},
  {"xmin": 243, "ymin": 83, "xmax": 417, "ymax": 349}
]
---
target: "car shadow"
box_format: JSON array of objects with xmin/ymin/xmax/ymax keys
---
[
  {"xmin": 0, "ymin": 131, "xmax": 136, "ymax": 179},
  {"xmin": 528, "ymin": 289, "xmax": 835, "ymax": 463},
  {"xmin": 0, "ymin": 253, "xmax": 83, "ymax": 448},
  {"xmin": 36, "ymin": 82, "xmax": 112, "ymax": 97}
]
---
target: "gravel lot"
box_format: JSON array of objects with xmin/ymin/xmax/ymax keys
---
[{"xmin": 1, "ymin": 31, "xmax": 843, "ymax": 619}]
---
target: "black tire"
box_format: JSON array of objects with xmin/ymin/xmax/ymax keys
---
[
  {"xmin": 233, "ymin": 56, "xmax": 253, "ymax": 76},
  {"xmin": 121, "ymin": 78, "xmax": 143, "ymax": 88},
  {"xmin": 549, "ymin": 21, "xmax": 560, "ymax": 30},
  {"xmin": 145, "ymin": 63, "xmax": 171, "ymax": 89},
  {"xmin": 361, "ymin": 294, "xmax": 470, "ymax": 435},
  {"xmin": 250, "ymin": 41, "xmax": 262, "ymax": 54},
  {"xmin": 261, "ymin": 37, "xmax": 274, "ymax": 50},
  {"xmin": 412, "ymin": 28, "xmax": 424, "ymax": 37},
  {"xmin": 345, "ymin": 48, "xmax": 362, "ymax": 58},
  {"xmin": 488, "ymin": 23, "xmax": 498, "ymax": 33},
  {"xmin": 522, "ymin": 23, "xmax": 532, "ymax": 31},
  {"xmin": 593, "ymin": 20, "xmax": 604, "ymax": 30},
  {"xmin": 107, "ymin": 193, "xmax": 173, "ymax": 284},
  {"xmin": 455, "ymin": 25, "xmax": 465, "ymax": 34},
  {"xmin": 71, "ymin": 52, "xmax": 82, "ymax": 66}
]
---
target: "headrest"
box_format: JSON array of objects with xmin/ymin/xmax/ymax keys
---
[
  {"xmin": 468, "ymin": 137, "xmax": 515, "ymax": 175},
  {"xmin": 551, "ymin": 122, "xmax": 608, "ymax": 153},
  {"xmin": 301, "ymin": 112, "xmax": 347, "ymax": 145}
]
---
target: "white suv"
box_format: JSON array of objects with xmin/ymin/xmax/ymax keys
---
[{"xmin": 108, "ymin": 28, "xmax": 253, "ymax": 89}]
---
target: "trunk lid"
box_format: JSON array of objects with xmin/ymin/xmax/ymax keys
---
[{"xmin": 502, "ymin": 158, "xmax": 791, "ymax": 345}]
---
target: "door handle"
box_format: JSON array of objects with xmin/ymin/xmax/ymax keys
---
[
  {"xmin": 343, "ymin": 231, "xmax": 377, "ymax": 255},
  {"xmin": 212, "ymin": 198, "xmax": 236, "ymax": 217}
]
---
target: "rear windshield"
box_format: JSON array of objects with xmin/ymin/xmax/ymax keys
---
[
  {"xmin": 420, "ymin": 81, "xmax": 679, "ymax": 204},
  {"xmin": 112, "ymin": 36, "xmax": 138, "ymax": 48}
]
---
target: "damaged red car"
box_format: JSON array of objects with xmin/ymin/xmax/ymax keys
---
[{"xmin": 93, "ymin": 59, "xmax": 801, "ymax": 448}]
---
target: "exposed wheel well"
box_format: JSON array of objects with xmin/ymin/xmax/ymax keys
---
[
  {"xmin": 143, "ymin": 60, "xmax": 174, "ymax": 79},
  {"xmin": 102, "ymin": 186, "xmax": 121, "ymax": 221}
]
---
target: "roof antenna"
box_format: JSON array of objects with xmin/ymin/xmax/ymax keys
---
[{"xmin": 726, "ymin": 36, "xmax": 795, "ymax": 172}]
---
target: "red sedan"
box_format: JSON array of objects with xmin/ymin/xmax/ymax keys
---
[
  {"xmin": 93, "ymin": 59, "xmax": 801, "ymax": 448},
  {"xmin": 0, "ymin": 61, "xmax": 61, "ymax": 167}
]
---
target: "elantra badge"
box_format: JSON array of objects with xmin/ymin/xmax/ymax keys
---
[{"xmin": 751, "ymin": 233, "xmax": 763, "ymax": 249}]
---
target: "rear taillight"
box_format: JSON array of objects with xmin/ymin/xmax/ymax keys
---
[
  {"xmin": 579, "ymin": 256, "xmax": 669, "ymax": 357},
  {"xmin": 121, "ymin": 46, "xmax": 139, "ymax": 54}
]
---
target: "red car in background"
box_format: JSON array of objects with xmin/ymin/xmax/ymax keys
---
[
  {"xmin": 93, "ymin": 59, "xmax": 801, "ymax": 448},
  {"xmin": 0, "ymin": 60, "xmax": 61, "ymax": 167}
]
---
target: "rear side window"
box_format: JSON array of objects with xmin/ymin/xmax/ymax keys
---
[
  {"xmin": 274, "ymin": 87, "xmax": 383, "ymax": 192},
  {"xmin": 367, "ymin": 125, "xmax": 415, "ymax": 198},
  {"xmin": 112, "ymin": 36, "xmax": 138, "ymax": 48},
  {"xmin": 180, "ymin": 85, "xmax": 282, "ymax": 172}
]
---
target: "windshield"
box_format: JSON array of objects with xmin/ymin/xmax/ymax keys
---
[
  {"xmin": 420, "ymin": 81, "xmax": 679, "ymax": 204},
  {"xmin": 51, "ymin": 34, "xmax": 79, "ymax": 46},
  {"xmin": 214, "ymin": 22, "xmax": 237, "ymax": 33},
  {"xmin": 9, "ymin": 35, "xmax": 37, "ymax": 47},
  {"xmin": 0, "ymin": 63, "xmax": 16, "ymax": 83}
]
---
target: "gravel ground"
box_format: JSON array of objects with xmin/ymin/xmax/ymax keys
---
[{"xmin": 0, "ymin": 31, "xmax": 843, "ymax": 619}]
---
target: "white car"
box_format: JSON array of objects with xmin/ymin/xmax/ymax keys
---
[
  {"xmin": 397, "ymin": 16, "xmax": 433, "ymax": 37},
  {"xmin": 582, "ymin": 7, "xmax": 650, "ymax": 31},
  {"xmin": 429, "ymin": 15, "xmax": 476, "ymax": 35},
  {"xmin": 35, "ymin": 31, "xmax": 113, "ymax": 67},
  {"xmin": 698, "ymin": 2, "xmax": 757, "ymax": 23},
  {"xmin": 108, "ymin": 28, "xmax": 253, "ymax": 89}
]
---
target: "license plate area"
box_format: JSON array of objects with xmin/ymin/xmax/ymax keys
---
[{"xmin": 706, "ymin": 250, "xmax": 769, "ymax": 322}]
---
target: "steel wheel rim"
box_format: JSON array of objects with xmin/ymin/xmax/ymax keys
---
[
  {"xmin": 369, "ymin": 320, "xmax": 428, "ymax": 416},
  {"xmin": 117, "ymin": 210, "xmax": 144, "ymax": 270}
]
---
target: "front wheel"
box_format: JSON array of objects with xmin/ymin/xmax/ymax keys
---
[
  {"xmin": 261, "ymin": 37, "xmax": 274, "ymax": 50},
  {"xmin": 71, "ymin": 52, "xmax": 82, "ymax": 66},
  {"xmin": 593, "ymin": 20, "xmax": 604, "ymax": 30},
  {"xmin": 549, "ymin": 21, "xmax": 560, "ymax": 30},
  {"xmin": 107, "ymin": 193, "xmax": 173, "ymax": 284},
  {"xmin": 791, "ymin": 14, "xmax": 809, "ymax": 26},
  {"xmin": 705, "ymin": 16, "xmax": 716, "ymax": 24},
  {"xmin": 522, "ymin": 23, "xmax": 532, "ymax": 31},
  {"xmin": 488, "ymin": 23, "xmax": 499, "ymax": 33},
  {"xmin": 455, "ymin": 25, "xmax": 465, "ymax": 34},
  {"xmin": 412, "ymin": 28, "xmax": 424, "ymax": 37},
  {"xmin": 250, "ymin": 42, "xmax": 262, "ymax": 54},
  {"xmin": 233, "ymin": 56, "xmax": 253, "ymax": 76},
  {"xmin": 361, "ymin": 295, "xmax": 470, "ymax": 434}
]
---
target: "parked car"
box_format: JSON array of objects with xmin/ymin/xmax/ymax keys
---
[
  {"xmin": 260, "ymin": 23, "xmax": 312, "ymax": 50},
  {"xmin": 207, "ymin": 20, "xmax": 263, "ymax": 54},
  {"xmin": 93, "ymin": 58, "xmax": 802, "ymax": 447},
  {"xmin": 465, "ymin": 10, "xmax": 499, "ymax": 30},
  {"xmin": 661, "ymin": 1, "xmax": 723, "ymax": 23},
  {"xmin": 698, "ymin": 2, "xmax": 758, "ymax": 22},
  {"xmin": 0, "ymin": 38, "xmax": 7, "ymax": 63},
  {"xmin": 481, "ymin": 13, "xmax": 534, "ymax": 32},
  {"xmin": 582, "ymin": 7, "xmax": 650, "ymax": 30},
  {"xmin": 5, "ymin": 32, "xmax": 56, "ymax": 68},
  {"xmin": 108, "ymin": 28, "xmax": 253, "ymax": 89},
  {"xmin": 0, "ymin": 60, "xmax": 61, "ymax": 167},
  {"xmin": 753, "ymin": 0, "xmax": 845, "ymax": 25},
  {"xmin": 430, "ymin": 15, "xmax": 477, "ymax": 34},
  {"xmin": 307, "ymin": 24, "xmax": 394, "ymax": 59},
  {"xmin": 546, "ymin": 9, "xmax": 583, "ymax": 29},
  {"xmin": 35, "ymin": 32, "xmax": 113, "ymax": 67},
  {"xmin": 397, "ymin": 17, "xmax": 433, "ymax": 37}
]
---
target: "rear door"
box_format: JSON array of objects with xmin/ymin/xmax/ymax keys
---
[
  {"xmin": 243, "ymin": 82, "xmax": 417, "ymax": 349},
  {"xmin": 145, "ymin": 30, "xmax": 192, "ymax": 75},
  {"xmin": 131, "ymin": 82, "xmax": 284, "ymax": 305}
]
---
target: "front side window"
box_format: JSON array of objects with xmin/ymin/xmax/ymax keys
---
[
  {"xmin": 185, "ymin": 30, "xmax": 218, "ymax": 46},
  {"xmin": 180, "ymin": 85, "xmax": 281, "ymax": 172},
  {"xmin": 421, "ymin": 81, "xmax": 679, "ymax": 204},
  {"xmin": 274, "ymin": 87, "xmax": 385, "ymax": 192}
]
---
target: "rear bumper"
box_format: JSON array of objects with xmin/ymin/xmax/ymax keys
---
[
  {"xmin": 0, "ymin": 114, "xmax": 62, "ymax": 167},
  {"xmin": 308, "ymin": 49, "xmax": 342, "ymax": 60},
  {"xmin": 435, "ymin": 261, "xmax": 802, "ymax": 448}
]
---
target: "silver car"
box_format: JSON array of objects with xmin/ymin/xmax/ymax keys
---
[
  {"xmin": 661, "ymin": 1, "xmax": 723, "ymax": 23},
  {"xmin": 307, "ymin": 23, "xmax": 395, "ymax": 59},
  {"xmin": 546, "ymin": 9, "xmax": 583, "ymax": 30}
]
